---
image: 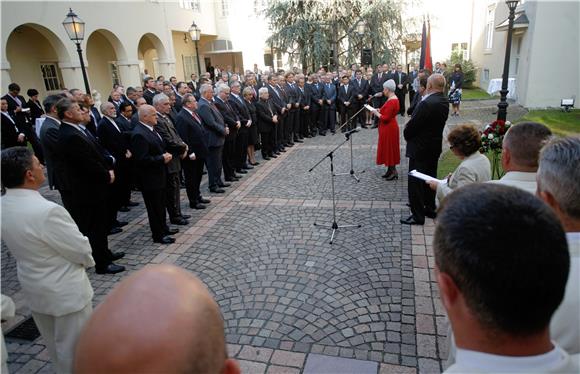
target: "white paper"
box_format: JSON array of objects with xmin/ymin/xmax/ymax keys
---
[
  {"xmin": 364, "ymin": 104, "xmax": 376, "ymax": 112},
  {"xmin": 35, "ymin": 117, "xmax": 45, "ymax": 138},
  {"xmin": 409, "ymin": 169, "xmax": 448, "ymax": 184}
]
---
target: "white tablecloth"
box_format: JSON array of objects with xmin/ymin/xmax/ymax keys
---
[{"xmin": 487, "ymin": 78, "xmax": 517, "ymax": 99}]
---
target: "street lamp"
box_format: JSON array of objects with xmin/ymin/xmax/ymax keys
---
[
  {"xmin": 62, "ymin": 8, "xmax": 91, "ymax": 94},
  {"xmin": 496, "ymin": 0, "xmax": 519, "ymax": 122},
  {"xmin": 188, "ymin": 20, "xmax": 202, "ymax": 76},
  {"xmin": 356, "ymin": 20, "xmax": 366, "ymax": 67}
]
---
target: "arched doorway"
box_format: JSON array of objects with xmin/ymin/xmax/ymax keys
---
[
  {"xmin": 137, "ymin": 33, "xmax": 168, "ymax": 81},
  {"xmin": 86, "ymin": 29, "xmax": 128, "ymax": 99},
  {"xmin": 5, "ymin": 24, "xmax": 70, "ymax": 97}
]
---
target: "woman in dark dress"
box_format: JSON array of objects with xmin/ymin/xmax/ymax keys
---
[
  {"xmin": 26, "ymin": 89, "xmax": 45, "ymax": 124},
  {"xmin": 243, "ymin": 87, "xmax": 259, "ymax": 166},
  {"xmin": 448, "ymin": 64, "xmax": 464, "ymax": 116}
]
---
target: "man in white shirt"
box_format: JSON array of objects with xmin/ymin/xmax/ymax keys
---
[
  {"xmin": 491, "ymin": 122, "xmax": 552, "ymax": 194},
  {"xmin": 537, "ymin": 135, "xmax": 580, "ymax": 355},
  {"xmin": 435, "ymin": 183, "xmax": 579, "ymax": 373},
  {"xmin": 1, "ymin": 147, "xmax": 95, "ymax": 373}
]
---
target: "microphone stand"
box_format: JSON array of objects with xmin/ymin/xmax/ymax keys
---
[
  {"xmin": 309, "ymin": 137, "xmax": 361, "ymax": 244},
  {"xmin": 335, "ymin": 105, "xmax": 368, "ymax": 182}
]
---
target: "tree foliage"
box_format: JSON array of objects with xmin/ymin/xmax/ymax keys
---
[
  {"xmin": 264, "ymin": 0, "xmax": 405, "ymax": 72},
  {"xmin": 446, "ymin": 51, "xmax": 477, "ymax": 88}
]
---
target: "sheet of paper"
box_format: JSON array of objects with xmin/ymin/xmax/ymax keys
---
[
  {"xmin": 409, "ymin": 169, "xmax": 448, "ymax": 184},
  {"xmin": 364, "ymin": 104, "xmax": 376, "ymax": 112}
]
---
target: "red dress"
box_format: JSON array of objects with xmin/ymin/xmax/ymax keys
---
[{"xmin": 376, "ymin": 97, "xmax": 400, "ymax": 166}]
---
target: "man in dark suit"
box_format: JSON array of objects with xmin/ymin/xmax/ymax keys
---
[
  {"xmin": 116, "ymin": 102, "xmax": 134, "ymax": 131},
  {"xmin": 322, "ymin": 73, "xmax": 337, "ymax": 135},
  {"xmin": 55, "ymin": 98, "xmax": 125, "ymax": 274},
  {"xmin": 130, "ymin": 97, "xmax": 147, "ymax": 129},
  {"xmin": 229, "ymin": 82, "xmax": 252, "ymax": 173},
  {"xmin": 97, "ymin": 102, "xmax": 132, "ymax": 233},
  {"xmin": 255, "ymin": 88, "xmax": 277, "ymax": 160},
  {"xmin": 38, "ymin": 95, "xmax": 65, "ymax": 190},
  {"xmin": 297, "ymin": 77, "xmax": 311, "ymax": 138},
  {"xmin": 175, "ymin": 94, "xmax": 210, "ymax": 210},
  {"xmin": 370, "ymin": 64, "xmax": 388, "ymax": 127},
  {"xmin": 351, "ymin": 70, "xmax": 370, "ymax": 127},
  {"xmin": 402, "ymin": 74, "xmax": 449, "ymax": 225},
  {"xmin": 308, "ymin": 74, "xmax": 324, "ymax": 137},
  {"xmin": 214, "ymin": 85, "xmax": 240, "ymax": 183},
  {"xmin": 153, "ymin": 94, "xmax": 189, "ymax": 226},
  {"xmin": 407, "ymin": 65, "xmax": 418, "ymax": 106},
  {"xmin": 337, "ymin": 75, "xmax": 356, "ymax": 131},
  {"xmin": 2, "ymin": 83, "xmax": 44, "ymax": 163},
  {"xmin": 393, "ymin": 64, "xmax": 408, "ymax": 116},
  {"xmin": 143, "ymin": 78, "xmax": 158, "ymax": 105},
  {"xmin": 197, "ymin": 84, "xmax": 228, "ymax": 193},
  {"xmin": 276, "ymin": 75, "xmax": 293, "ymax": 146},
  {"xmin": 130, "ymin": 105, "xmax": 176, "ymax": 244},
  {"xmin": 283, "ymin": 73, "xmax": 301, "ymax": 143},
  {"xmin": 1, "ymin": 98, "xmax": 26, "ymax": 149},
  {"xmin": 174, "ymin": 82, "xmax": 188, "ymax": 112},
  {"xmin": 266, "ymin": 75, "xmax": 287, "ymax": 152}
]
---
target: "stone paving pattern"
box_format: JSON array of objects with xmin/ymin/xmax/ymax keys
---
[{"xmin": 1, "ymin": 101, "xmax": 526, "ymax": 373}]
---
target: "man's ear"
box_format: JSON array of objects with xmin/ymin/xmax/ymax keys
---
[
  {"xmin": 538, "ymin": 190, "xmax": 561, "ymax": 214},
  {"xmin": 222, "ymin": 358, "xmax": 241, "ymax": 374},
  {"xmin": 501, "ymin": 147, "xmax": 511, "ymax": 170},
  {"xmin": 437, "ymin": 271, "xmax": 460, "ymax": 313}
]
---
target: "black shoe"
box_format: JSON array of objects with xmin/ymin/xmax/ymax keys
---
[
  {"xmin": 263, "ymin": 156, "xmax": 271, "ymax": 160},
  {"xmin": 270, "ymin": 154, "xmax": 278, "ymax": 158},
  {"xmin": 250, "ymin": 161, "xmax": 260, "ymax": 166},
  {"xmin": 114, "ymin": 220, "xmax": 128, "ymax": 227},
  {"xmin": 225, "ymin": 177, "xmax": 237, "ymax": 182},
  {"xmin": 385, "ymin": 173, "xmax": 399, "ymax": 181},
  {"xmin": 425, "ymin": 210, "xmax": 437, "ymax": 219},
  {"xmin": 236, "ymin": 169, "xmax": 248, "ymax": 174},
  {"xmin": 118, "ymin": 206, "xmax": 130, "ymax": 212},
  {"xmin": 406, "ymin": 203, "xmax": 411, "ymax": 207},
  {"xmin": 294, "ymin": 139, "xmax": 303, "ymax": 143},
  {"xmin": 331, "ymin": 130, "xmax": 336, "ymax": 134},
  {"xmin": 319, "ymin": 132, "xmax": 326, "ymax": 136},
  {"xmin": 286, "ymin": 143, "xmax": 294, "ymax": 147},
  {"xmin": 110, "ymin": 251, "xmax": 125, "ymax": 261},
  {"xmin": 210, "ymin": 187, "xmax": 226, "ymax": 193},
  {"xmin": 127, "ymin": 201, "xmax": 139, "ymax": 207},
  {"xmin": 165, "ymin": 227, "xmax": 179, "ymax": 235},
  {"xmin": 400, "ymin": 216, "xmax": 424, "ymax": 225},
  {"xmin": 219, "ymin": 182, "xmax": 232, "ymax": 187},
  {"xmin": 153, "ymin": 236, "xmax": 176, "ymax": 244},
  {"xmin": 190, "ymin": 203, "xmax": 206, "ymax": 210},
  {"xmin": 96, "ymin": 263, "xmax": 126, "ymax": 275},
  {"xmin": 242, "ymin": 164, "xmax": 254, "ymax": 170},
  {"xmin": 181, "ymin": 214, "xmax": 192, "ymax": 219},
  {"xmin": 198, "ymin": 197, "xmax": 211, "ymax": 204},
  {"xmin": 170, "ymin": 218, "xmax": 189, "ymax": 225},
  {"xmin": 278, "ymin": 149, "xmax": 286, "ymax": 153},
  {"xmin": 371, "ymin": 124, "xmax": 378, "ymax": 129},
  {"xmin": 108, "ymin": 227, "xmax": 123, "ymax": 235}
]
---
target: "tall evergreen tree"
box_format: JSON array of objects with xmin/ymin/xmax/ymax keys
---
[{"xmin": 264, "ymin": 0, "xmax": 405, "ymax": 72}]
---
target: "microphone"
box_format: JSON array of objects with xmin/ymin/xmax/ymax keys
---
[{"xmin": 344, "ymin": 127, "xmax": 361, "ymax": 138}]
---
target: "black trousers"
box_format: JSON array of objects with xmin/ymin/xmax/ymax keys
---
[
  {"xmin": 339, "ymin": 104, "xmax": 356, "ymax": 131},
  {"xmin": 182, "ymin": 158, "xmax": 204, "ymax": 205},
  {"xmin": 222, "ymin": 138, "xmax": 236, "ymax": 179},
  {"xmin": 355, "ymin": 100, "xmax": 365, "ymax": 125},
  {"xmin": 261, "ymin": 131, "xmax": 273, "ymax": 156},
  {"xmin": 165, "ymin": 171, "xmax": 182, "ymax": 220},
  {"xmin": 396, "ymin": 89, "xmax": 406, "ymax": 115},
  {"xmin": 408, "ymin": 90, "xmax": 416, "ymax": 106},
  {"xmin": 206, "ymin": 145, "xmax": 223, "ymax": 189},
  {"xmin": 67, "ymin": 195, "xmax": 112, "ymax": 270},
  {"xmin": 408, "ymin": 157, "xmax": 438, "ymax": 223},
  {"xmin": 235, "ymin": 129, "xmax": 249, "ymax": 169},
  {"xmin": 142, "ymin": 188, "xmax": 167, "ymax": 240},
  {"xmin": 276, "ymin": 116, "xmax": 285, "ymax": 148},
  {"xmin": 300, "ymin": 109, "xmax": 310, "ymax": 137},
  {"xmin": 322, "ymin": 105, "xmax": 336, "ymax": 132},
  {"xmin": 310, "ymin": 105, "xmax": 321, "ymax": 134}
]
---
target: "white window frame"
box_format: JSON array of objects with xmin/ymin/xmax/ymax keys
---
[
  {"xmin": 221, "ymin": 0, "xmax": 230, "ymax": 16},
  {"xmin": 182, "ymin": 55, "xmax": 199, "ymax": 80},
  {"xmin": 109, "ymin": 61, "xmax": 121, "ymax": 87},
  {"xmin": 40, "ymin": 63, "xmax": 63, "ymax": 92},
  {"xmin": 484, "ymin": 5, "xmax": 495, "ymax": 51}
]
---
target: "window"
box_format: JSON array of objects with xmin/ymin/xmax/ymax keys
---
[
  {"xmin": 484, "ymin": 5, "xmax": 495, "ymax": 50},
  {"xmin": 221, "ymin": 0, "xmax": 230, "ymax": 16},
  {"xmin": 451, "ymin": 42, "xmax": 469, "ymax": 60},
  {"xmin": 182, "ymin": 55, "xmax": 199, "ymax": 79},
  {"xmin": 483, "ymin": 69, "xmax": 490, "ymax": 82},
  {"xmin": 276, "ymin": 51, "xmax": 282, "ymax": 70},
  {"xmin": 40, "ymin": 63, "xmax": 63, "ymax": 91},
  {"xmin": 109, "ymin": 62, "xmax": 121, "ymax": 87},
  {"xmin": 179, "ymin": 0, "xmax": 200, "ymax": 11}
]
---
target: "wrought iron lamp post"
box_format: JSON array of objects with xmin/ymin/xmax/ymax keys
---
[
  {"xmin": 496, "ymin": 0, "xmax": 519, "ymax": 121},
  {"xmin": 189, "ymin": 21, "xmax": 202, "ymax": 76},
  {"xmin": 63, "ymin": 8, "xmax": 90, "ymax": 94}
]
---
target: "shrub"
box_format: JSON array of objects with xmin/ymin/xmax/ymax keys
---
[{"xmin": 445, "ymin": 51, "xmax": 477, "ymax": 88}]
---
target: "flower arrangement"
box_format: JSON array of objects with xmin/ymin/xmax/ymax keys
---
[{"xmin": 480, "ymin": 120, "xmax": 511, "ymax": 179}]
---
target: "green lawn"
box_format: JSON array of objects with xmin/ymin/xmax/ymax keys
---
[
  {"xmin": 516, "ymin": 109, "xmax": 580, "ymax": 137},
  {"xmin": 462, "ymin": 87, "xmax": 493, "ymax": 100},
  {"xmin": 437, "ymin": 151, "xmax": 504, "ymax": 180}
]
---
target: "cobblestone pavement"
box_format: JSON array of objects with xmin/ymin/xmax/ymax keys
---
[{"xmin": 1, "ymin": 101, "xmax": 526, "ymax": 373}]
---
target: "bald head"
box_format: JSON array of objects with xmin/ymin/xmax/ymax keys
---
[
  {"xmin": 138, "ymin": 104, "xmax": 157, "ymax": 126},
  {"xmin": 74, "ymin": 265, "xmax": 239, "ymax": 374},
  {"xmin": 427, "ymin": 73, "xmax": 446, "ymax": 93}
]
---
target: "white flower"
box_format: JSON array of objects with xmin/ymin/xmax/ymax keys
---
[
  {"xmin": 488, "ymin": 134, "xmax": 494, "ymax": 139},
  {"xmin": 505, "ymin": 121, "xmax": 511, "ymax": 125}
]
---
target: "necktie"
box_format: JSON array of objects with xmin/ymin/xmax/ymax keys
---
[
  {"xmin": 81, "ymin": 127, "xmax": 97, "ymax": 142},
  {"xmin": 192, "ymin": 111, "xmax": 201, "ymax": 123}
]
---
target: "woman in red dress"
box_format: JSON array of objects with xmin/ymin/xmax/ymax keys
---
[{"xmin": 371, "ymin": 79, "xmax": 400, "ymax": 180}]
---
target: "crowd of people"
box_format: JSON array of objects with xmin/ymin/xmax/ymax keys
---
[{"xmin": 1, "ymin": 60, "xmax": 579, "ymax": 373}]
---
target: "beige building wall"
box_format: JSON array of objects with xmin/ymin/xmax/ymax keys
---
[{"xmin": 86, "ymin": 31, "xmax": 118, "ymax": 101}]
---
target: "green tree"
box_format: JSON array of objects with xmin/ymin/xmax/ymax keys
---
[
  {"xmin": 264, "ymin": 0, "xmax": 405, "ymax": 72},
  {"xmin": 445, "ymin": 51, "xmax": 477, "ymax": 88}
]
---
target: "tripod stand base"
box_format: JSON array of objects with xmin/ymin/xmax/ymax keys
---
[
  {"xmin": 335, "ymin": 169, "xmax": 365, "ymax": 182},
  {"xmin": 314, "ymin": 221, "xmax": 362, "ymax": 244}
]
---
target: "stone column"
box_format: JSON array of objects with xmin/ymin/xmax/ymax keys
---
[
  {"xmin": 59, "ymin": 61, "xmax": 91, "ymax": 94},
  {"xmin": 1, "ymin": 60, "xmax": 12, "ymax": 86},
  {"xmin": 117, "ymin": 60, "xmax": 142, "ymax": 88},
  {"xmin": 157, "ymin": 59, "xmax": 176, "ymax": 80}
]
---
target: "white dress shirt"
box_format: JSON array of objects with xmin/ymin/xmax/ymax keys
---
[
  {"xmin": 1, "ymin": 189, "xmax": 94, "ymax": 316},
  {"xmin": 490, "ymin": 171, "xmax": 537, "ymax": 195}
]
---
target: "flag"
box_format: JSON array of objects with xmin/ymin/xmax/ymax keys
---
[
  {"xmin": 425, "ymin": 18, "xmax": 433, "ymax": 71},
  {"xmin": 419, "ymin": 20, "xmax": 426, "ymax": 70}
]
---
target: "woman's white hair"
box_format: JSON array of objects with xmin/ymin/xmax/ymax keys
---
[{"xmin": 383, "ymin": 79, "xmax": 396, "ymax": 92}]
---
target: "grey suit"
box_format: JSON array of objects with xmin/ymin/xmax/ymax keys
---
[
  {"xmin": 197, "ymin": 98, "xmax": 227, "ymax": 189},
  {"xmin": 39, "ymin": 116, "xmax": 61, "ymax": 189}
]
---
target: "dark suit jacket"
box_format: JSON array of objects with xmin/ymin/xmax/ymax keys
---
[
  {"xmin": 197, "ymin": 98, "xmax": 226, "ymax": 148},
  {"xmin": 322, "ymin": 83, "xmax": 336, "ymax": 108},
  {"xmin": 283, "ymin": 83, "xmax": 299, "ymax": 108},
  {"xmin": 97, "ymin": 117, "xmax": 129, "ymax": 168},
  {"xmin": 39, "ymin": 116, "xmax": 60, "ymax": 188},
  {"xmin": 393, "ymin": 72, "xmax": 408, "ymax": 93},
  {"xmin": 403, "ymin": 92, "xmax": 449, "ymax": 160},
  {"xmin": 255, "ymin": 99, "xmax": 276, "ymax": 133},
  {"xmin": 174, "ymin": 94, "xmax": 184, "ymax": 112},
  {"xmin": 214, "ymin": 97, "xmax": 239, "ymax": 138},
  {"xmin": 351, "ymin": 78, "xmax": 370, "ymax": 100},
  {"xmin": 27, "ymin": 99, "xmax": 45, "ymax": 123},
  {"xmin": 229, "ymin": 94, "xmax": 250, "ymax": 127},
  {"xmin": 337, "ymin": 84, "xmax": 356, "ymax": 106},
  {"xmin": 2, "ymin": 94, "xmax": 28, "ymax": 127},
  {"xmin": 266, "ymin": 84, "xmax": 285, "ymax": 114},
  {"xmin": 175, "ymin": 108, "xmax": 208, "ymax": 160},
  {"xmin": 298, "ymin": 86, "xmax": 311, "ymax": 109},
  {"xmin": 143, "ymin": 89, "xmax": 157, "ymax": 105},
  {"xmin": 308, "ymin": 82, "xmax": 324, "ymax": 108},
  {"xmin": 155, "ymin": 113, "xmax": 187, "ymax": 174},
  {"xmin": 370, "ymin": 72, "xmax": 387, "ymax": 95},
  {"xmin": 1, "ymin": 112, "xmax": 24, "ymax": 149},
  {"xmin": 56, "ymin": 122, "xmax": 112, "ymax": 195},
  {"xmin": 130, "ymin": 122, "xmax": 167, "ymax": 190},
  {"xmin": 115, "ymin": 115, "xmax": 133, "ymax": 132},
  {"xmin": 245, "ymin": 99, "xmax": 257, "ymax": 129}
]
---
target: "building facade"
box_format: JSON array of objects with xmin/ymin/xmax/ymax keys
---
[{"xmin": 1, "ymin": 0, "xmax": 272, "ymax": 100}]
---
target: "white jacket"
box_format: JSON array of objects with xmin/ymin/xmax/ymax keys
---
[{"xmin": 1, "ymin": 189, "xmax": 94, "ymax": 316}]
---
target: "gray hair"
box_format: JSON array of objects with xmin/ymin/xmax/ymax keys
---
[
  {"xmin": 242, "ymin": 87, "xmax": 254, "ymax": 97},
  {"xmin": 216, "ymin": 84, "xmax": 230, "ymax": 94},
  {"xmin": 55, "ymin": 98, "xmax": 76, "ymax": 120},
  {"xmin": 138, "ymin": 104, "xmax": 155, "ymax": 121},
  {"xmin": 503, "ymin": 122, "xmax": 552, "ymax": 168},
  {"xmin": 152, "ymin": 93, "xmax": 169, "ymax": 106},
  {"xmin": 230, "ymin": 81, "xmax": 241, "ymax": 89},
  {"xmin": 199, "ymin": 84, "xmax": 213, "ymax": 96},
  {"xmin": 383, "ymin": 79, "xmax": 396, "ymax": 92},
  {"xmin": 182, "ymin": 93, "xmax": 195, "ymax": 105},
  {"xmin": 258, "ymin": 87, "xmax": 269, "ymax": 96},
  {"xmin": 537, "ymin": 135, "xmax": 580, "ymax": 219},
  {"xmin": 100, "ymin": 102, "xmax": 114, "ymax": 114}
]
